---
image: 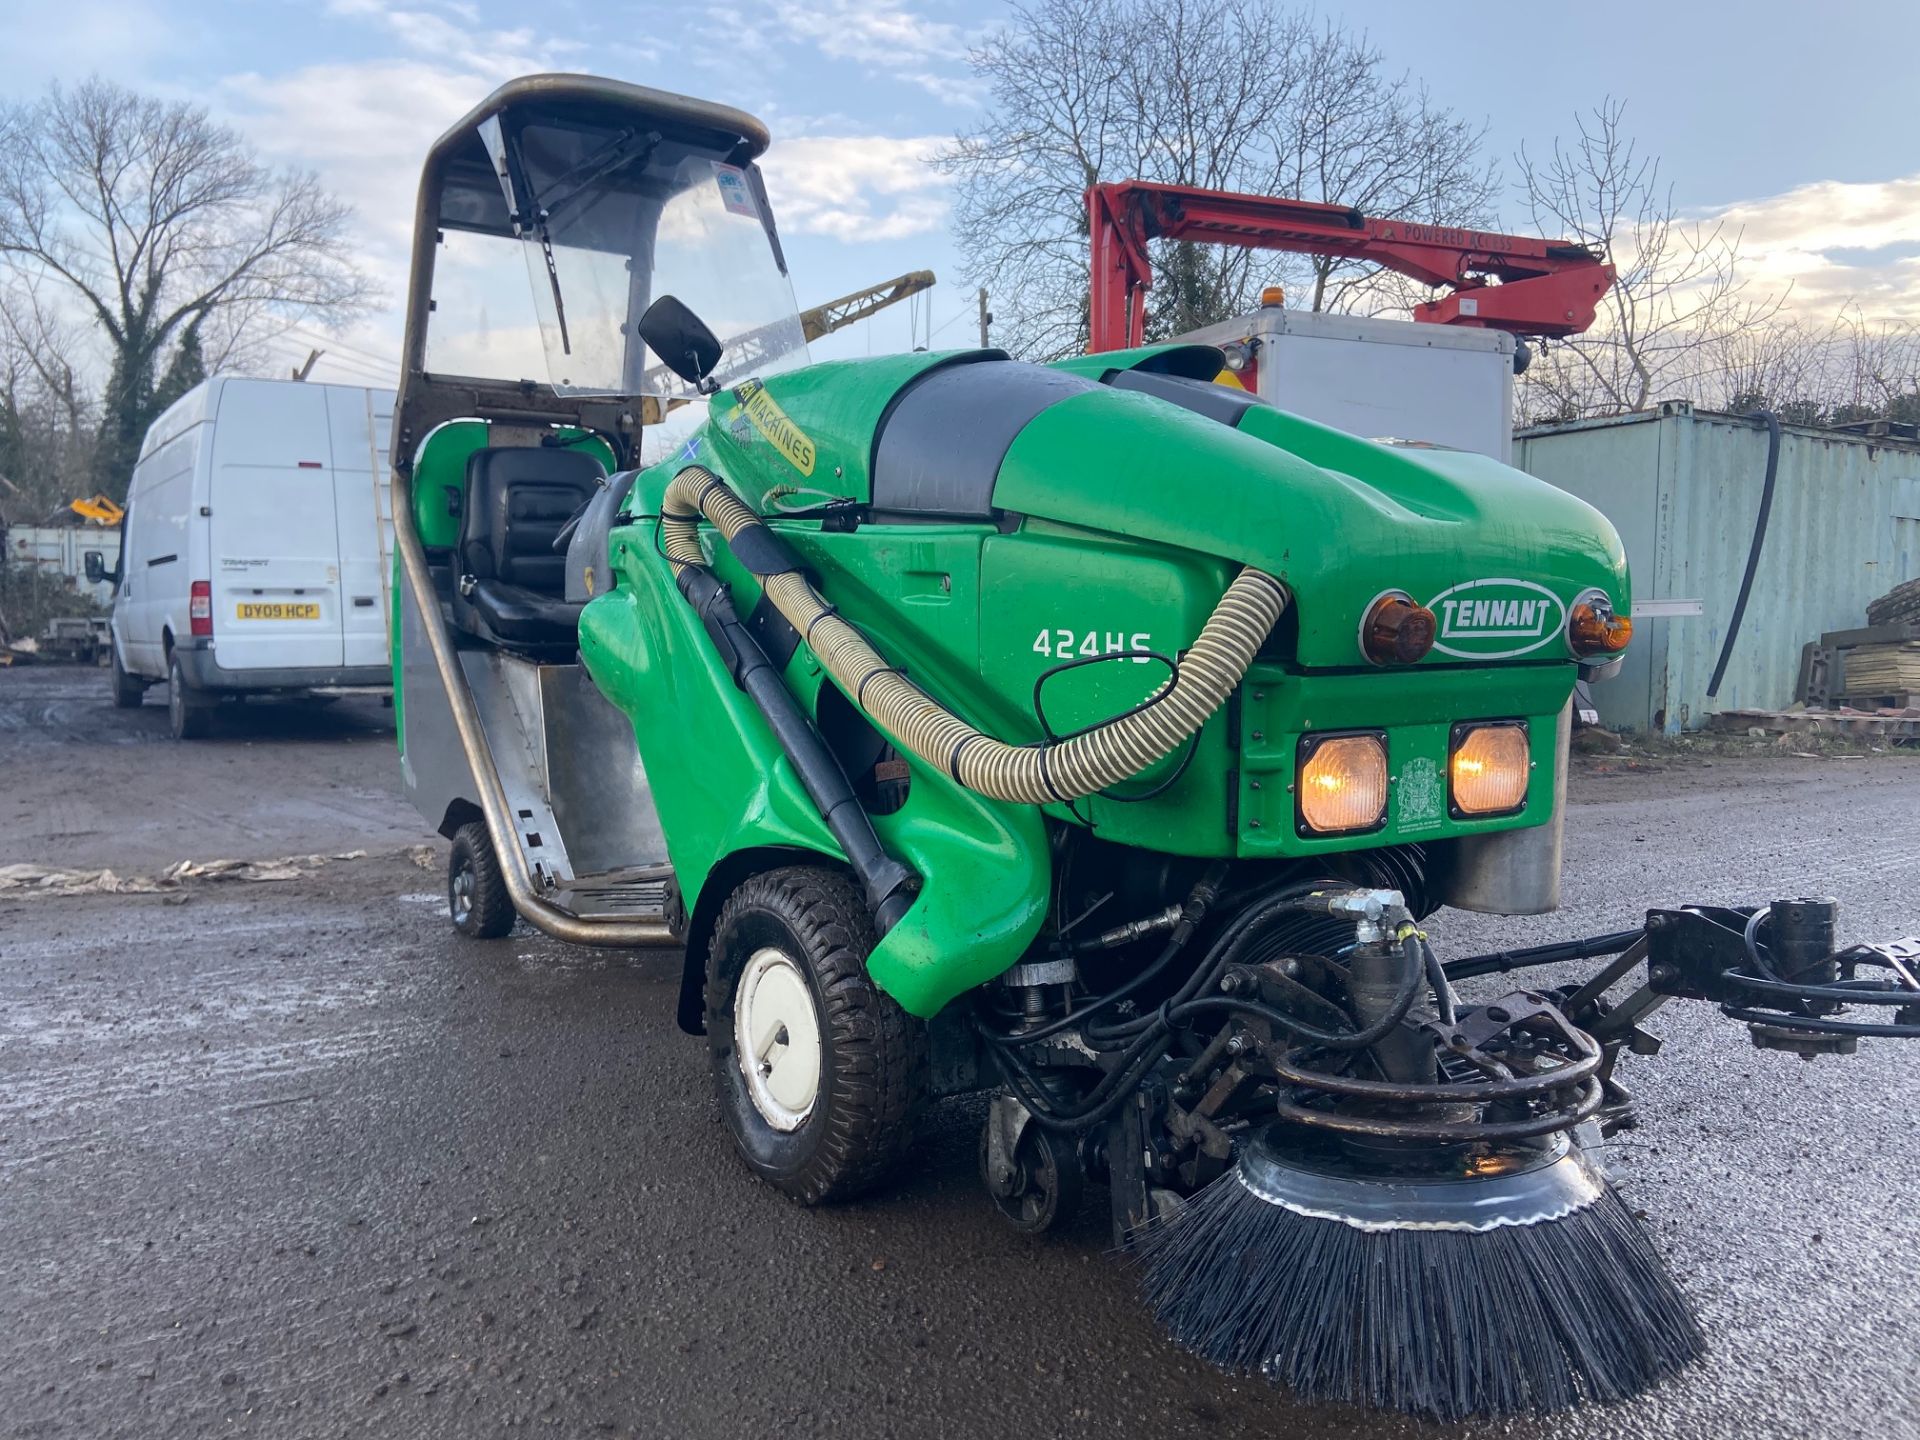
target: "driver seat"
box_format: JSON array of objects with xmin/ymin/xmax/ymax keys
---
[{"xmin": 452, "ymin": 447, "xmax": 605, "ymax": 654}]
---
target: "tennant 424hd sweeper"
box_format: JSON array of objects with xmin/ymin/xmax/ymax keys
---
[{"xmin": 389, "ymin": 76, "xmax": 1920, "ymax": 1421}]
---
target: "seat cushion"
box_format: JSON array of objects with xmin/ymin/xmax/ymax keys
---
[{"xmin": 461, "ymin": 577, "xmax": 586, "ymax": 648}]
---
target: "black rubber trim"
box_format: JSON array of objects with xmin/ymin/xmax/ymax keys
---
[
  {"xmin": 856, "ymin": 665, "xmax": 889, "ymax": 708},
  {"xmin": 726, "ymin": 518, "xmax": 800, "ymax": 577},
  {"xmin": 1036, "ymin": 744, "xmax": 1065, "ymax": 804},
  {"xmin": 948, "ymin": 734, "xmax": 979, "ymax": 784},
  {"xmin": 147, "ymin": 553, "xmax": 177, "ymax": 567},
  {"xmin": 870, "ymin": 359, "xmax": 1099, "ymax": 518},
  {"xmin": 1107, "ymin": 368, "xmax": 1261, "ymax": 426},
  {"xmin": 746, "ymin": 587, "xmax": 801, "ymax": 669},
  {"xmin": 803, "ymin": 605, "xmax": 839, "ymax": 644},
  {"xmin": 1117, "ymin": 344, "xmax": 1229, "ymax": 380}
]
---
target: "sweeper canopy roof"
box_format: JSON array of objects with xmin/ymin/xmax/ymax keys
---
[{"xmin": 396, "ymin": 75, "xmax": 806, "ymax": 452}]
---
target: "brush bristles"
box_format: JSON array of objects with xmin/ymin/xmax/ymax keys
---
[{"xmin": 1133, "ymin": 1170, "xmax": 1705, "ymax": 1421}]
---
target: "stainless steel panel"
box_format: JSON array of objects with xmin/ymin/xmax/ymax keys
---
[{"xmin": 537, "ymin": 664, "xmax": 669, "ymax": 876}]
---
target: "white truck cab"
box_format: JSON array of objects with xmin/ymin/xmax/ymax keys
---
[{"xmin": 102, "ymin": 376, "xmax": 395, "ymax": 738}]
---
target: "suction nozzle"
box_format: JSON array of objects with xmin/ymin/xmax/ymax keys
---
[{"xmin": 1134, "ymin": 1126, "xmax": 1704, "ymax": 1421}]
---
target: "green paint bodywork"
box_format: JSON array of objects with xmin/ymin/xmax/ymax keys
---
[
  {"xmin": 578, "ymin": 469, "xmax": 1050, "ymax": 1018},
  {"xmin": 403, "ymin": 339, "xmax": 1630, "ymax": 1019}
]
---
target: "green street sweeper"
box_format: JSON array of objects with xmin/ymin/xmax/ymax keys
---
[{"xmin": 388, "ymin": 74, "xmax": 1920, "ymax": 1421}]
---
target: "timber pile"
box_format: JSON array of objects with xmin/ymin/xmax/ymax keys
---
[
  {"xmin": 1840, "ymin": 640, "xmax": 1920, "ymax": 698},
  {"xmin": 1710, "ymin": 705, "xmax": 1920, "ymax": 742}
]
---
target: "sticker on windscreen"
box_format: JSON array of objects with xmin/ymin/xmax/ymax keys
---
[
  {"xmin": 1425, "ymin": 578, "xmax": 1567, "ymax": 660},
  {"xmin": 712, "ymin": 162, "xmax": 758, "ymax": 218}
]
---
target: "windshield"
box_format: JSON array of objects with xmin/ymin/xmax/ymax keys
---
[{"xmin": 427, "ymin": 113, "xmax": 808, "ymax": 399}]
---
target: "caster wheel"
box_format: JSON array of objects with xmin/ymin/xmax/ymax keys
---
[
  {"xmin": 981, "ymin": 1097, "xmax": 1083, "ymax": 1234},
  {"xmin": 447, "ymin": 821, "xmax": 515, "ymax": 938}
]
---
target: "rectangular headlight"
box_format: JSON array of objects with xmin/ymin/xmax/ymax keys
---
[
  {"xmin": 1296, "ymin": 732, "xmax": 1388, "ymax": 834},
  {"xmin": 1449, "ymin": 721, "xmax": 1530, "ymax": 817}
]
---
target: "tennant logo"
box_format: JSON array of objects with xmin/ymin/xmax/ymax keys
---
[{"xmin": 1426, "ymin": 579, "xmax": 1566, "ymax": 659}]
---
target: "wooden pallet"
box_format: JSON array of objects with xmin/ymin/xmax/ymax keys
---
[
  {"xmin": 1710, "ymin": 706, "xmax": 1920, "ymax": 741},
  {"xmin": 1836, "ymin": 693, "xmax": 1915, "ymax": 711}
]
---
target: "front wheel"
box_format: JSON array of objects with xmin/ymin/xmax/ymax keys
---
[
  {"xmin": 447, "ymin": 821, "xmax": 515, "ymax": 939},
  {"xmin": 706, "ymin": 866, "xmax": 927, "ymax": 1204}
]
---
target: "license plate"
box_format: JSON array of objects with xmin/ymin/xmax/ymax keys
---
[{"xmin": 234, "ymin": 603, "xmax": 322, "ymax": 621}]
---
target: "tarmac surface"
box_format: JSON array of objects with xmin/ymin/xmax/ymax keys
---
[{"xmin": 4, "ymin": 662, "xmax": 1920, "ymax": 1439}]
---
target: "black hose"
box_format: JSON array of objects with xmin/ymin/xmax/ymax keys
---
[
  {"xmin": 1422, "ymin": 939, "xmax": 1458, "ymax": 1026},
  {"xmin": 1001, "ymin": 862, "xmax": 1231, "ymax": 1049},
  {"xmin": 1706, "ymin": 409, "xmax": 1781, "ymax": 699},
  {"xmin": 675, "ymin": 564, "xmax": 917, "ymax": 930},
  {"xmin": 1082, "ymin": 879, "xmax": 1349, "ymax": 1043}
]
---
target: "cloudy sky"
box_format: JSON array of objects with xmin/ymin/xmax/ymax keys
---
[{"xmin": 5, "ymin": 0, "xmax": 1918, "ymax": 388}]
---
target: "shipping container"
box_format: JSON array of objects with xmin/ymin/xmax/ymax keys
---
[
  {"xmin": 1516, "ymin": 402, "xmax": 1920, "ymax": 731},
  {"xmin": 4, "ymin": 523, "xmax": 123, "ymax": 608}
]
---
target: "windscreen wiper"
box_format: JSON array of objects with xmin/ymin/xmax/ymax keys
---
[
  {"xmin": 538, "ymin": 128, "xmax": 661, "ymax": 229},
  {"xmin": 503, "ymin": 129, "xmax": 572, "ymax": 356}
]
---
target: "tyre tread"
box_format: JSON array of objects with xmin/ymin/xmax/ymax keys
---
[
  {"xmin": 449, "ymin": 821, "xmax": 516, "ymax": 939},
  {"xmin": 706, "ymin": 866, "xmax": 927, "ymax": 1204}
]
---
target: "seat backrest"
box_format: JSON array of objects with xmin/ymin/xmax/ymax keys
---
[{"xmin": 459, "ymin": 447, "xmax": 605, "ymax": 593}]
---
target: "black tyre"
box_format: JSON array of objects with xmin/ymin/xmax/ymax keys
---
[
  {"xmin": 706, "ymin": 866, "xmax": 927, "ymax": 1204},
  {"xmin": 110, "ymin": 641, "xmax": 146, "ymax": 708},
  {"xmin": 448, "ymin": 821, "xmax": 515, "ymax": 939},
  {"xmin": 167, "ymin": 652, "xmax": 213, "ymax": 740}
]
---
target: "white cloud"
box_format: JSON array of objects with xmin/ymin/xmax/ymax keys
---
[
  {"xmin": 769, "ymin": 0, "xmax": 983, "ymax": 105},
  {"xmin": 1703, "ymin": 175, "xmax": 1920, "ymax": 322},
  {"xmin": 762, "ymin": 134, "xmax": 952, "ymax": 242},
  {"xmin": 321, "ymin": 0, "xmax": 585, "ymax": 77},
  {"xmin": 774, "ymin": 0, "xmax": 960, "ymax": 62}
]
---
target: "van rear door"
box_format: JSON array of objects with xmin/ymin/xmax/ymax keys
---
[
  {"xmin": 209, "ymin": 381, "xmax": 346, "ymax": 671},
  {"xmin": 324, "ymin": 386, "xmax": 395, "ymax": 670}
]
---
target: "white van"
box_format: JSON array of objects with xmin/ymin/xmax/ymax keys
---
[{"xmin": 96, "ymin": 377, "xmax": 395, "ymax": 739}]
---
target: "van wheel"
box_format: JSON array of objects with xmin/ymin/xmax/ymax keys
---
[
  {"xmin": 111, "ymin": 642, "xmax": 146, "ymax": 708},
  {"xmin": 706, "ymin": 866, "xmax": 927, "ymax": 1205},
  {"xmin": 448, "ymin": 822, "xmax": 515, "ymax": 939},
  {"xmin": 167, "ymin": 653, "xmax": 214, "ymax": 740}
]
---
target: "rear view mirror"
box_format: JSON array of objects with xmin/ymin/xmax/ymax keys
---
[
  {"xmin": 638, "ymin": 295, "xmax": 723, "ymax": 392},
  {"xmin": 83, "ymin": 550, "xmax": 109, "ymax": 585}
]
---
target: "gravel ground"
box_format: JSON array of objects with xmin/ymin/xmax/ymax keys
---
[{"xmin": 3, "ymin": 662, "xmax": 1919, "ymax": 1439}]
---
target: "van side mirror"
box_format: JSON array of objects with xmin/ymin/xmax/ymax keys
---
[
  {"xmin": 638, "ymin": 295, "xmax": 723, "ymax": 392},
  {"xmin": 83, "ymin": 550, "xmax": 111, "ymax": 585}
]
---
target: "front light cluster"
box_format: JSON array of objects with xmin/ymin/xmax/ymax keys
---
[
  {"xmin": 1449, "ymin": 722, "xmax": 1530, "ymax": 816},
  {"xmin": 1293, "ymin": 721, "xmax": 1531, "ymax": 835}
]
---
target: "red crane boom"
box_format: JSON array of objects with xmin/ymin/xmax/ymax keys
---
[{"xmin": 1086, "ymin": 180, "xmax": 1614, "ymax": 353}]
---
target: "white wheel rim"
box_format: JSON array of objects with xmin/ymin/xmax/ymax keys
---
[{"xmin": 734, "ymin": 947, "xmax": 822, "ymax": 1131}]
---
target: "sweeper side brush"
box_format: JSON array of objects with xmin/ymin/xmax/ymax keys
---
[
  {"xmin": 1111, "ymin": 896, "xmax": 1920, "ymax": 1421},
  {"xmin": 1134, "ymin": 1131, "xmax": 1703, "ymax": 1421}
]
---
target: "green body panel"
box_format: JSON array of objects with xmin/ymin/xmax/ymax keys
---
[
  {"xmin": 584, "ymin": 461, "xmax": 1051, "ymax": 1018},
  {"xmin": 996, "ymin": 389, "xmax": 1630, "ymax": 670},
  {"xmin": 411, "ymin": 422, "xmax": 618, "ymax": 551},
  {"xmin": 453, "ymin": 349, "xmax": 1629, "ymax": 1013},
  {"xmin": 1234, "ymin": 661, "xmax": 1568, "ymax": 854},
  {"xmin": 702, "ymin": 350, "xmax": 993, "ymax": 503}
]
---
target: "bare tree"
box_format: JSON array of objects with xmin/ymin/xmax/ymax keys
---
[
  {"xmin": 1515, "ymin": 99, "xmax": 1783, "ymax": 421},
  {"xmin": 936, "ymin": 0, "xmax": 1499, "ymax": 358},
  {"xmin": 0, "ymin": 79, "xmax": 371, "ymax": 498},
  {"xmin": 0, "ymin": 281, "xmax": 99, "ymax": 515}
]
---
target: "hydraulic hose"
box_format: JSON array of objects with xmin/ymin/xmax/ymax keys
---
[
  {"xmin": 1706, "ymin": 409, "xmax": 1780, "ymax": 699},
  {"xmin": 660, "ymin": 466, "xmax": 1289, "ymax": 805}
]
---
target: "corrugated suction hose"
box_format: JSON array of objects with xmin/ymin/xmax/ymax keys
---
[{"xmin": 660, "ymin": 466, "xmax": 1288, "ymax": 806}]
